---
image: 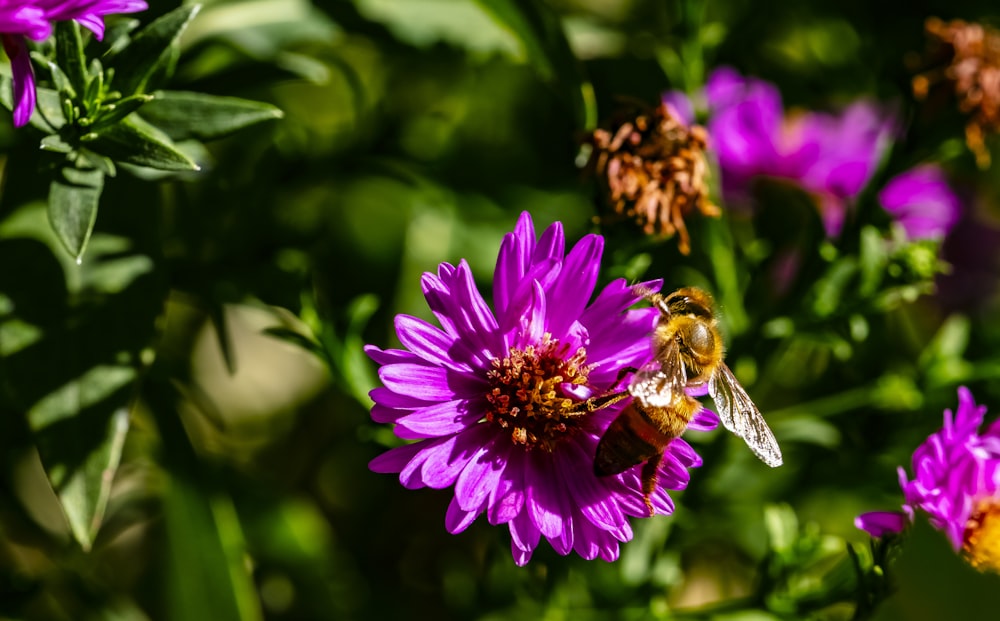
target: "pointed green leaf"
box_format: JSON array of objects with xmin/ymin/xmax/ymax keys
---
[
  {"xmin": 85, "ymin": 116, "xmax": 201, "ymax": 171},
  {"xmin": 48, "ymin": 164, "xmax": 105, "ymax": 260},
  {"xmin": 471, "ymin": 0, "xmax": 595, "ymax": 129},
  {"xmin": 141, "ymin": 90, "xmax": 283, "ymax": 141},
  {"xmin": 90, "ymin": 93, "xmax": 154, "ymax": 130},
  {"xmin": 40, "ymin": 134, "xmax": 73, "ymax": 153},
  {"xmin": 30, "ymin": 399, "xmax": 131, "ymax": 550},
  {"xmin": 106, "ymin": 4, "xmax": 202, "ymax": 95},
  {"xmin": 54, "ymin": 21, "xmax": 87, "ymax": 93}
]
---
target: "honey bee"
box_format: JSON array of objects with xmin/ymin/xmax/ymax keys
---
[{"xmin": 581, "ymin": 286, "xmax": 782, "ymax": 513}]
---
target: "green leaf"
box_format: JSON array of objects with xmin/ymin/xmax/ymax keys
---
[
  {"xmin": 471, "ymin": 0, "xmax": 596, "ymax": 129},
  {"xmin": 48, "ymin": 163, "xmax": 105, "ymax": 260},
  {"xmin": 141, "ymin": 90, "xmax": 283, "ymax": 141},
  {"xmin": 106, "ymin": 4, "xmax": 202, "ymax": 95},
  {"xmin": 163, "ymin": 479, "xmax": 263, "ymax": 621},
  {"xmin": 89, "ymin": 93, "xmax": 154, "ymax": 130},
  {"xmin": 30, "ymin": 388, "xmax": 132, "ymax": 550},
  {"xmin": 858, "ymin": 225, "xmax": 888, "ymax": 297},
  {"xmin": 85, "ymin": 116, "xmax": 201, "ymax": 171},
  {"xmin": 54, "ymin": 21, "xmax": 87, "ymax": 94}
]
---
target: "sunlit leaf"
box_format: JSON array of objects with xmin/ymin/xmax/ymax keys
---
[
  {"xmin": 106, "ymin": 4, "xmax": 202, "ymax": 95},
  {"xmin": 141, "ymin": 90, "xmax": 283, "ymax": 141},
  {"xmin": 48, "ymin": 163, "xmax": 105, "ymax": 260},
  {"xmin": 85, "ymin": 116, "xmax": 201, "ymax": 171}
]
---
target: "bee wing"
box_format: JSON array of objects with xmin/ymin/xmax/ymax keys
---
[
  {"xmin": 628, "ymin": 338, "xmax": 686, "ymax": 408},
  {"xmin": 708, "ymin": 363, "xmax": 783, "ymax": 467}
]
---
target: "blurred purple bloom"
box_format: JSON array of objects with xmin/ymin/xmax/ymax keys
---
[
  {"xmin": 879, "ymin": 165, "xmax": 962, "ymax": 240},
  {"xmin": 665, "ymin": 67, "xmax": 895, "ymax": 236},
  {"xmin": 366, "ymin": 212, "xmax": 717, "ymax": 565},
  {"xmin": 1, "ymin": 0, "xmax": 147, "ymax": 127},
  {"xmin": 856, "ymin": 387, "xmax": 1000, "ymax": 572}
]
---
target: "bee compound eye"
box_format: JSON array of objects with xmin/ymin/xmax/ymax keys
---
[{"xmin": 685, "ymin": 321, "xmax": 716, "ymax": 356}]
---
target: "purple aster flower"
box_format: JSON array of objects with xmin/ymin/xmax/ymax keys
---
[
  {"xmin": 367, "ymin": 212, "xmax": 718, "ymax": 565},
  {"xmin": 856, "ymin": 387, "xmax": 1000, "ymax": 573},
  {"xmin": 878, "ymin": 165, "xmax": 962, "ymax": 240},
  {"xmin": 665, "ymin": 67, "xmax": 895, "ymax": 236},
  {"xmin": 1, "ymin": 0, "xmax": 148, "ymax": 127}
]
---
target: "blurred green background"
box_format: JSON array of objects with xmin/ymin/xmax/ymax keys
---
[{"xmin": 3, "ymin": 0, "xmax": 1000, "ymax": 619}]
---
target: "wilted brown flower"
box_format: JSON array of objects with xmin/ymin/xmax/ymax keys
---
[
  {"xmin": 915, "ymin": 17, "xmax": 1000, "ymax": 168},
  {"xmin": 585, "ymin": 102, "xmax": 719, "ymax": 255}
]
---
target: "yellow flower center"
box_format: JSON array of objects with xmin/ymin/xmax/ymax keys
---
[
  {"xmin": 484, "ymin": 333, "xmax": 592, "ymax": 451},
  {"xmin": 963, "ymin": 500, "xmax": 1000, "ymax": 574}
]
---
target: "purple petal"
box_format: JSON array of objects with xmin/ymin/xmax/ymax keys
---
[
  {"xmin": 369, "ymin": 441, "xmax": 428, "ymax": 475},
  {"xmin": 3, "ymin": 35, "xmax": 35, "ymax": 127},
  {"xmin": 394, "ymin": 399, "xmax": 480, "ymax": 438},
  {"xmin": 364, "ymin": 344, "xmax": 425, "ymax": 367},
  {"xmin": 545, "ymin": 233, "xmax": 603, "ymax": 338},
  {"xmin": 855, "ymin": 511, "xmax": 908, "ymax": 537},
  {"xmin": 879, "ymin": 165, "xmax": 961, "ymax": 240},
  {"xmin": 488, "ymin": 448, "xmax": 525, "ymax": 525},
  {"xmin": 395, "ymin": 314, "xmax": 475, "ymax": 371},
  {"xmin": 445, "ymin": 494, "xmax": 481, "ymax": 534},
  {"xmin": 419, "ymin": 425, "xmax": 496, "ymax": 489},
  {"xmin": 532, "ymin": 219, "xmax": 565, "ymax": 265},
  {"xmin": 524, "ymin": 452, "xmax": 569, "ymax": 540},
  {"xmin": 687, "ymin": 407, "xmax": 720, "ymax": 431},
  {"xmin": 497, "ymin": 257, "xmax": 559, "ymax": 337},
  {"xmin": 454, "ymin": 433, "xmax": 508, "ymax": 512},
  {"xmin": 73, "ymin": 13, "xmax": 106, "ymax": 38},
  {"xmin": 509, "ymin": 509, "xmax": 540, "ymax": 566},
  {"xmin": 369, "ymin": 385, "xmax": 434, "ymax": 410},
  {"xmin": 513, "ymin": 280, "xmax": 547, "ymax": 348},
  {"xmin": 493, "ymin": 211, "xmax": 535, "ymax": 316},
  {"xmin": 557, "ymin": 440, "xmax": 626, "ymax": 531},
  {"xmin": 397, "ymin": 437, "xmax": 452, "ymax": 488},
  {"xmin": 378, "ymin": 363, "xmax": 484, "ymax": 401}
]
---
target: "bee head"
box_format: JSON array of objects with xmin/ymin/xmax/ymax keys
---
[{"xmin": 663, "ymin": 287, "xmax": 715, "ymax": 319}]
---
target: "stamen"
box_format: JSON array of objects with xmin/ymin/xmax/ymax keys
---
[{"xmin": 484, "ymin": 334, "xmax": 593, "ymax": 451}]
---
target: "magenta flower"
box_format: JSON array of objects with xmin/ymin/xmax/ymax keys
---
[
  {"xmin": 1, "ymin": 0, "xmax": 147, "ymax": 127},
  {"xmin": 878, "ymin": 165, "xmax": 962, "ymax": 240},
  {"xmin": 856, "ymin": 387, "xmax": 1000, "ymax": 573},
  {"xmin": 366, "ymin": 212, "xmax": 717, "ymax": 565},
  {"xmin": 665, "ymin": 67, "xmax": 895, "ymax": 236}
]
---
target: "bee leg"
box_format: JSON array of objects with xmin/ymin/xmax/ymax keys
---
[
  {"xmin": 564, "ymin": 390, "xmax": 629, "ymax": 416},
  {"xmin": 610, "ymin": 366, "xmax": 639, "ymax": 389},
  {"xmin": 640, "ymin": 453, "xmax": 663, "ymax": 516}
]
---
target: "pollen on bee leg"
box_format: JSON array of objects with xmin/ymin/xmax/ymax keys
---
[{"xmin": 963, "ymin": 500, "xmax": 1000, "ymax": 574}]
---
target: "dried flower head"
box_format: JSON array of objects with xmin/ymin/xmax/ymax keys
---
[
  {"xmin": 915, "ymin": 18, "xmax": 1000, "ymax": 168},
  {"xmin": 586, "ymin": 102, "xmax": 719, "ymax": 255}
]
